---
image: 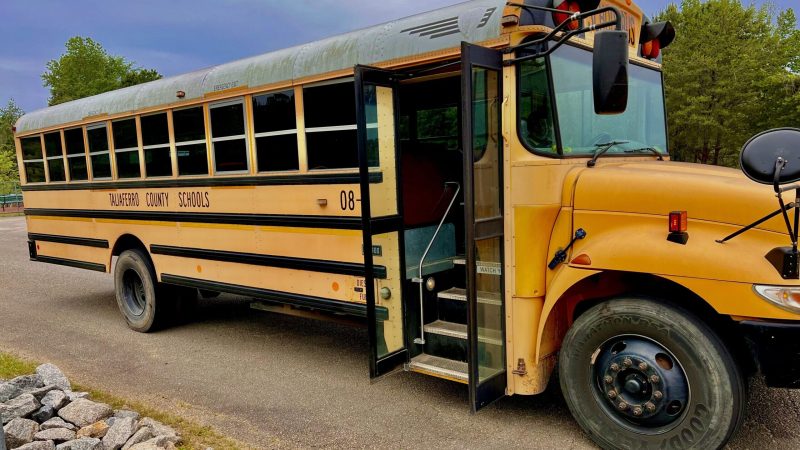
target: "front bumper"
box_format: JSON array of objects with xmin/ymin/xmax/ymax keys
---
[{"xmin": 740, "ymin": 320, "xmax": 800, "ymax": 388}]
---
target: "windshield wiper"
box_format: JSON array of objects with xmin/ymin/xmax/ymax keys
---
[
  {"xmin": 587, "ymin": 141, "xmax": 629, "ymax": 167},
  {"xmin": 624, "ymin": 147, "xmax": 664, "ymax": 161}
]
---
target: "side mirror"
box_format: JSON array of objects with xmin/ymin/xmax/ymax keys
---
[
  {"xmin": 740, "ymin": 128, "xmax": 800, "ymax": 185},
  {"xmin": 593, "ymin": 30, "xmax": 629, "ymax": 115}
]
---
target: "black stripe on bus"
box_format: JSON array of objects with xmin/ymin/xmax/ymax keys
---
[
  {"xmin": 20, "ymin": 172, "xmax": 383, "ymax": 192},
  {"xmin": 150, "ymin": 244, "xmax": 386, "ymax": 278},
  {"xmin": 160, "ymin": 274, "xmax": 388, "ymax": 321},
  {"xmin": 369, "ymin": 215, "xmax": 404, "ymax": 234},
  {"xmin": 28, "ymin": 233, "xmax": 109, "ymax": 249},
  {"xmin": 24, "ymin": 209, "xmax": 363, "ymax": 229},
  {"xmin": 34, "ymin": 255, "xmax": 106, "ymax": 272}
]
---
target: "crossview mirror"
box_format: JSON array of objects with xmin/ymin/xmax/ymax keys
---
[
  {"xmin": 593, "ymin": 30, "xmax": 629, "ymax": 115},
  {"xmin": 740, "ymin": 128, "xmax": 800, "ymax": 185}
]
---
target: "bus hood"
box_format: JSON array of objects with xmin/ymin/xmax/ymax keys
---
[{"xmin": 572, "ymin": 161, "xmax": 784, "ymax": 233}]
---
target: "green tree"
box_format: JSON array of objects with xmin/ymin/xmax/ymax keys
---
[
  {"xmin": 0, "ymin": 99, "xmax": 24, "ymax": 193},
  {"xmin": 42, "ymin": 36, "xmax": 162, "ymax": 106},
  {"xmin": 657, "ymin": 0, "xmax": 800, "ymax": 166}
]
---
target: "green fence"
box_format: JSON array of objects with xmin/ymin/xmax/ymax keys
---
[{"xmin": 0, "ymin": 194, "xmax": 23, "ymax": 205}]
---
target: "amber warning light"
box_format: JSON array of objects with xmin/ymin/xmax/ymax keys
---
[{"xmin": 668, "ymin": 211, "xmax": 689, "ymax": 244}]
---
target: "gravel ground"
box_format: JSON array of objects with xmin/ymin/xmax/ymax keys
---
[{"xmin": 1, "ymin": 215, "xmax": 799, "ymax": 449}]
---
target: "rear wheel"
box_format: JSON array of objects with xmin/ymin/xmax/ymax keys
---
[
  {"xmin": 559, "ymin": 298, "xmax": 744, "ymax": 449},
  {"xmin": 114, "ymin": 249, "xmax": 179, "ymax": 332}
]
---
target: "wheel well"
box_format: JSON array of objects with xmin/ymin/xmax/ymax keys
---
[
  {"xmin": 549, "ymin": 271, "xmax": 755, "ymax": 376},
  {"xmin": 110, "ymin": 234, "xmax": 154, "ymax": 270}
]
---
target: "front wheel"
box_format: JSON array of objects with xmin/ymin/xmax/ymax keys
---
[{"xmin": 559, "ymin": 298, "xmax": 745, "ymax": 450}]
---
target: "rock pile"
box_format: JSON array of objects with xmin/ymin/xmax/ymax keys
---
[{"xmin": 1, "ymin": 364, "xmax": 181, "ymax": 450}]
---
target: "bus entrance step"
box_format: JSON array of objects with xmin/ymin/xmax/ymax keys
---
[
  {"xmin": 408, "ymin": 354, "xmax": 468, "ymax": 383},
  {"xmin": 424, "ymin": 320, "xmax": 503, "ymax": 346},
  {"xmin": 437, "ymin": 287, "xmax": 502, "ymax": 306}
]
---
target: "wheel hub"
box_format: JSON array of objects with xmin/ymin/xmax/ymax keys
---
[
  {"xmin": 594, "ymin": 336, "xmax": 689, "ymax": 429},
  {"xmin": 122, "ymin": 269, "xmax": 146, "ymax": 317}
]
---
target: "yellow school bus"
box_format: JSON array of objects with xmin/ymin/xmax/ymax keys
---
[{"xmin": 13, "ymin": 0, "xmax": 800, "ymax": 447}]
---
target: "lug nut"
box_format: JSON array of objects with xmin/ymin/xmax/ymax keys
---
[
  {"xmin": 608, "ymin": 390, "xmax": 617, "ymax": 399},
  {"xmin": 650, "ymin": 374, "xmax": 660, "ymax": 383},
  {"xmin": 618, "ymin": 401, "xmax": 628, "ymax": 411},
  {"xmin": 645, "ymin": 402, "xmax": 656, "ymax": 412},
  {"xmin": 610, "ymin": 363, "xmax": 620, "ymax": 372},
  {"xmin": 638, "ymin": 362, "xmax": 648, "ymax": 371},
  {"xmin": 633, "ymin": 407, "xmax": 643, "ymax": 416},
  {"xmin": 623, "ymin": 358, "xmax": 633, "ymax": 367},
  {"xmin": 653, "ymin": 390, "xmax": 663, "ymax": 400},
  {"xmin": 604, "ymin": 375, "xmax": 613, "ymax": 384}
]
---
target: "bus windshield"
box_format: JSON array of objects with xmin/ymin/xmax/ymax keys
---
[{"xmin": 519, "ymin": 44, "xmax": 668, "ymax": 156}]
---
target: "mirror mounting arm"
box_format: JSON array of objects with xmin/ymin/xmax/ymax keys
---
[{"xmin": 502, "ymin": 3, "xmax": 623, "ymax": 66}]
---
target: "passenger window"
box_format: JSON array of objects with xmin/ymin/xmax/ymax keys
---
[
  {"xmin": 252, "ymin": 90, "xmax": 298, "ymax": 172},
  {"xmin": 20, "ymin": 136, "xmax": 45, "ymax": 183},
  {"xmin": 141, "ymin": 113, "xmax": 172, "ymax": 178},
  {"xmin": 87, "ymin": 124, "xmax": 111, "ymax": 179},
  {"xmin": 43, "ymin": 132, "xmax": 66, "ymax": 182},
  {"xmin": 303, "ymin": 81, "xmax": 359, "ymax": 170},
  {"xmin": 210, "ymin": 100, "xmax": 248, "ymax": 173},
  {"xmin": 172, "ymin": 107, "xmax": 208, "ymax": 176},
  {"xmin": 112, "ymin": 118, "xmax": 141, "ymax": 179},
  {"xmin": 64, "ymin": 127, "xmax": 88, "ymax": 181}
]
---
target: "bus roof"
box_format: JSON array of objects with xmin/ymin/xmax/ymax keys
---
[{"xmin": 15, "ymin": 0, "xmax": 507, "ymax": 134}]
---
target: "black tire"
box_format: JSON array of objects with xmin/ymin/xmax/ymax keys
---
[
  {"xmin": 114, "ymin": 249, "xmax": 174, "ymax": 332},
  {"xmin": 559, "ymin": 298, "xmax": 745, "ymax": 450}
]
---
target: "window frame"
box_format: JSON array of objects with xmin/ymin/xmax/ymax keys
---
[
  {"xmin": 139, "ymin": 111, "xmax": 174, "ymax": 178},
  {"xmin": 86, "ymin": 122, "xmax": 112, "ymax": 180},
  {"xmin": 208, "ymin": 98, "xmax": 250, "ymax": 175},
  {"xmin": 43, "ymin": 130, "xmax": 67, "ymax": 183},
  {"xmin": 251, "ymin": 88, "xmax": 300, "ymax": 174},
  {"xmin": 172, "ymin": 105, "xmax": 210, "ymax": 177},
  {"xmin": 63, "ymin": 126, "xmax": 89, "ymax": 182},
  {"xmin": 111, "ymin": 117, "xmax": 142, "ymax": 179},
  {"xmin": 303, "ymin": 78, "xmax": 359, "ymax": 172},
  {"xmin": 20, "ymin": 134, "xmax": 45, "ymax": 184}
]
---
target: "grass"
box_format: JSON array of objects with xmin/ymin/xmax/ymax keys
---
[
  {"xmin": 0, "ymin": 212, "xmax": 23, "ymax": 217},
  {"xmin": 0, "ymin": 351, "xmax": 246, "ymax": 449}
]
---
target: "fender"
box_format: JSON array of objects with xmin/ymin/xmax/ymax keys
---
[{"xmin": 535, "ymin": 210, "xmax": 800, "ymax": 359}]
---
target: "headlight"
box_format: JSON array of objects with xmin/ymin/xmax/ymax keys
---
[{"xmin": 753, "ymin": 285, "xmax": 800, "ymax": 313}]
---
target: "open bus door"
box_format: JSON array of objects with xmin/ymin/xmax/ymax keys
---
[
  {"xmin": 355, "ymin": 65, "xmax": 409, "ymax": 378},
  {"xmin": 461, "ymin": 42, "xmax": 507, "ymax": 411}
]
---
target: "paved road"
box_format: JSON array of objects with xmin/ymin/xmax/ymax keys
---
[{"xmin": 1, "ymin": 216, "xmax": 799, "ymax": 449}]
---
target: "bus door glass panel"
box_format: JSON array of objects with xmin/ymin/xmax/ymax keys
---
[
  {"xmin": 462, "ymin": 42, "xmax": 506, "ymax": 411},
  {"xmin": 355, "ymin": 66, "xmax": 407, "ymax": 378}
]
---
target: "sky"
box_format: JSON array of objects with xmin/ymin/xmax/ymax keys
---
[{"xmin": 1, "ymin": 0, "xmax": 797, "ymax": 114}]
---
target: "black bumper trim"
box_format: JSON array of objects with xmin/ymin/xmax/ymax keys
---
[
  {"xmin": 161, "ymin": 274, "xmax": 388, "ymax": 321},
  {"xmin": 34, "ymin": 255, "xmax": 106, "ymax": 272},
  {"xmin": 740, "ymin": 320, "xmax": 800, "ymax": 388}
]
